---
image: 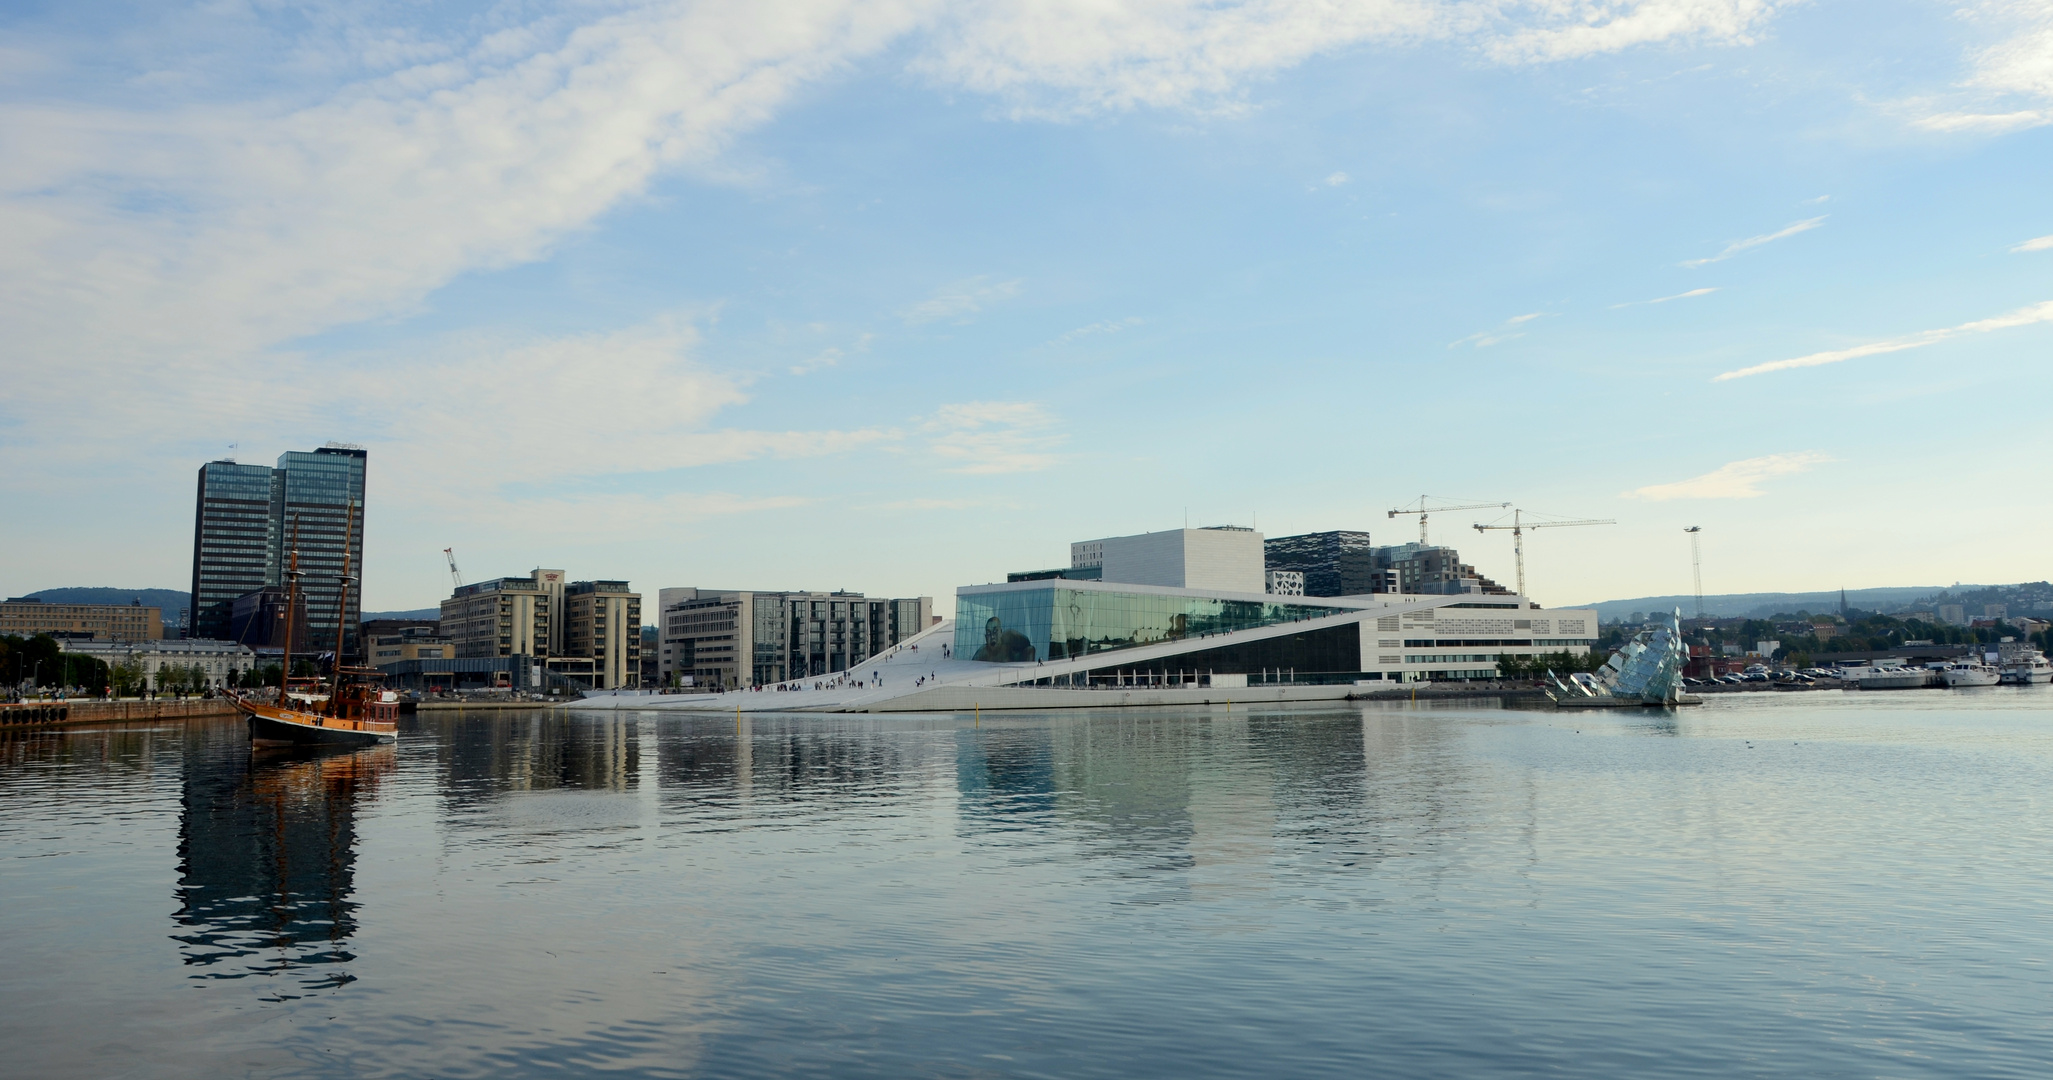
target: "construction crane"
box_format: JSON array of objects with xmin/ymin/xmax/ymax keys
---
[
  {"xmin": 1684, "ymin": 526, "xmax": 1704, "ymax": 620},
  {"xmin": 1471, "ymin": 510, "xmax": 1616, "ymax": 600},
  {"xmin": 1388, "ymin": 496, "xmax": 1511, "ymax": 546},
  {"xmin": 443, "ymin": 547, "xmax": 464, "ymax": 592}
]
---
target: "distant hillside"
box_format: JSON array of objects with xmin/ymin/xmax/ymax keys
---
[
  {"xmin": 1571, "ymin": 586, "xmax": 1974, "ymax": 622},
  {"xmin": 361, "ymin": 608, "xmax": 440, "ymax": 622}
]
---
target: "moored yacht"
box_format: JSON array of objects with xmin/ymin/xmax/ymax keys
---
[
  {"xmin": 1940, "ymin": 661, "xmax": 2001, "ymax": 688},
  {"xmin": 1999, "ymin": 648, "xmax": 2052, "ymax": 685}
]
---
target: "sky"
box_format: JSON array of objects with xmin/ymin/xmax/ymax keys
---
[{"xmin": 2, "ymin": 0, "xmax": 2050, "ymax": 615}]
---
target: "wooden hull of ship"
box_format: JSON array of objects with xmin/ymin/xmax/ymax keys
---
[{"xmin": 237, "ymin": 699, "xmax": 396, "ymax": 747}]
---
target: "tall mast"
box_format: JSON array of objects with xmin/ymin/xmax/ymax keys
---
[
  {"xmin": 281, "ymin": 515, "xmax": 300, "ymax": 694},
  {"xmin": 330, "ymin": 498, "xmax": 357, "ymax": 705}
]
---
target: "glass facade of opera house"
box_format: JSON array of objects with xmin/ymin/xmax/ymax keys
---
[{"xmin": 955, "ymin": 586, "xmax": 1350, "ymax": 664}]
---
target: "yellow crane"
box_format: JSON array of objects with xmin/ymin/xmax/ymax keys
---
[
  {"xmin": 1471, "ymin": 510, "xmax": 1616, "ymax": 600},
  {"xmin": 1387, "ymin": 496, "xmax": 1510, "ymax": 546}
]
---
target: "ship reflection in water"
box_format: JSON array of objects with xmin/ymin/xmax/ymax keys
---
[{"xmin": 173, "ymin": 739, "xmax": 393, "ymax": 997}]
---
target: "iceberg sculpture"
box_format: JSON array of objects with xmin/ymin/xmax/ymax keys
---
[{"xmin": 1548, "ymin": 609, "xmax": 1686, "ymax": 706}]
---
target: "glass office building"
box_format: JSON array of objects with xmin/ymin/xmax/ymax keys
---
[
  {"xmin": 188, "ymin": 446, "xmax": 366, "ymax": 654},
  {"xmin": 955, "ymin": 585, "xmax": 1350, "ymax": 664},
  {"xmin": 189, "ymin": 461, "xmax": 280, "ymax": 642},
  {"xmin": 275, "ymin": 448, "xmax": 367, "ymax": 655}
]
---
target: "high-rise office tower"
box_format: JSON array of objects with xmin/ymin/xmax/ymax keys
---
[
  {"xmin": 275, "ymin": 447, "xmax": 367, "ymax": 656},
  {"xmin": 190, "ymin": 461, "xmax": 280, "ymax": 642},
  {"xmin": 188, "ymin": 445, "xmax": 367, "ymax": 655}
]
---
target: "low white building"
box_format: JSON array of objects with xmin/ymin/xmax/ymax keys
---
[{"xmin": 62, "ymin": 638, "xmax": 257, "ymax": 689}]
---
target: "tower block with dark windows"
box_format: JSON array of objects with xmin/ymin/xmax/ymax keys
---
[
  {"xmin": 188, "ymin": 444, "xmax": 367, "ymax": 657},
  {"xmin": 275, "ymin": 447, "xmax": 367, "ymax": 657},
  {"xmin": 190, "ymin": 461, "xmax": 280, "ymax": 642}
]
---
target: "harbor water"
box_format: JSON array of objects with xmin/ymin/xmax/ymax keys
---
[{"xmin": 3, "ymin": 691, "xmax": 2051, "ymax": 1078}]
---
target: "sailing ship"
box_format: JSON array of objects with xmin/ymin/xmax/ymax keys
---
[{"xmin": 230, "ymin": 504, "xmax": 398, "ymax": 747}]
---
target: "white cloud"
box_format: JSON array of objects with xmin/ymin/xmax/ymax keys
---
[
  {"xmin": 1611, "ymin": 286, "xmax": 1719, "ymax": 308},
  {"xmin": 1680, "ymin": 216, "xmax": 1824, "ymax": 268},
  {"xmin": 0, "ymin": 0, "xmax": 1815, "ymax": 507},
  {"xmin": 1483, "ymin": 0, "xmax": 1788, "ymax": 63},
  {"xmin": 1911, "ymin": 3, "xmax": 2053, "ymax": 134},
  {"xmin": 1713, "ymin": 299, "xmax": 2053, "ymax": 381},
  {"xmin": 1803, "ymin": 194, "xmax": 1830, "ymax": 204},
  {"xmin": 1050, "ymin": 316, "xmax": 1144, "ymax": 344},
  {"xmin": 1915, "ymin": 108, "xmax": 2048, "ymax": 132},
  {"xmin": 1324, "ymin": 171, "xmax": 1351, "ymax": 186},
  {"xmin": 790, "ymin": 333, "xmax": 872, "ymax": 375},
  {"xmin": 1451, "ymin": 311, "xmax": 1547, "ymax": 347},
  {"xmin": 902, "ymin": 276, "xmax": 1023, "ymax": 325},
  {"xmin": 922, "ymin": 401, "xmax": 1066, "ymax": 473},
  {"xmin": 1625, "ymin": 451, "xmax": 1833, "ymax": 500},
  {"xmin": 2013, "ymin": 234, "xmax": 2053, "ymax": 253},
  {"xmin": 917, "ymin": 1, "xmax": 1789, "ymax": 117}
]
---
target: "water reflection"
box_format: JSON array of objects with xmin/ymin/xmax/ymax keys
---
[{"xmin": 173, "ymin": 735, "xmax": 392, "ymax": 998}]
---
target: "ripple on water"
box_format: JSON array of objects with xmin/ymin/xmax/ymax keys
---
[{"xmin": 3, "ymin": 696, "xmax": 2053, "ymax": 1078}]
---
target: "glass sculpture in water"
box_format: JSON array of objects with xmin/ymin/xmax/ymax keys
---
[{"xmin": 1552, "ymin": 609, "xmax": 1685, "ymax": 705}]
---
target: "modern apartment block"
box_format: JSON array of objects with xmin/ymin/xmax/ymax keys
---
[
  {"xmin": 659, "ymin": 589, "xmax": 934, "ymax": 689},
  {"xmin": 187, "ymin": 445, "xmax": 367, "ymax": 654},
  {"xmin": 0, "ymin": 598, "xmax": 163, "ymax": 642},
  {"xmin": 440, "ymin": 570, "xmax": 562, "ymax": 660},
  {"xmin": 563, "ymin": 580, "xmax": 640, "ymax": 690},
  {"xmin": 438, "ymin": 569, "xmax": 641, "ymax": 689}
]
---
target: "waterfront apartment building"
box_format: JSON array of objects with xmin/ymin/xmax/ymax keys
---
[
  {"xmin": 439, "ymin": 569, "xmax": 642, "ymax": 688},
  {"xmin": 563, "ymin": 580, "xmax": 640, "ymax": 690},
  {"xmin": 440, "ymin": 570, "xmax": 563, "ymax": 660},
  {"xmin": 659, "ymin": 589, "xmax": 934, "ymax": 689},
  {"xmin": 188, "ymin": 445, "xmax": 367, "ymax": 654},
  {"xmin": 0, "ymin": 598, "xmax": 162, "ymax": 642}
]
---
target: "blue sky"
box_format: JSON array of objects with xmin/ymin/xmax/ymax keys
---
[{"xmin": 2, "ymin": 0, "xmax": 2049, "ymax": 613}]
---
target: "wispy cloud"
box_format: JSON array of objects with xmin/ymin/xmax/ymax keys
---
[
  {"xmin": 1916, "ymin": 109, "xmax": 2048, "ymax": 132},
  {"xmin": 1050, "ymin": 316, "xmax": 1143, "ymax": 345},
  {"xmin": 1450, "ymin": 311, "xmax": 1547, "ymax": 347},
  {"xmin": 1610, "ymin": 287, "xmax": 1719, "ymax": 309},
  {"xmin": 2013, "ymin": 234, "xmax": 2053, "ymax": 253},
  {"xmin": 1802, "ymin": 194, "xmax": 1830, "ymax": 204},
  {"xmin": 922, "ymin": 401, "xmax": 1065, "ymax": 474},
  {"xmin": 1713, "ymin": 299, "xmax": 2053, "ymax": 381},
  {"xmin": 789, "ymin": 333, "xmax": 872, "ymax": 376},
  {"xmin": 902, "ymin": 277, "xmax": 1023, "ymax": 325},
  {"xmin": 1913, "ymin": 5, "xmax": 2053, "ymax": 135},
  {"xmin": 1625, "ymin": 452, "xmax": 1834, "ymax": 500},
  {"xmin": 1323, "ymin": 171, "xmax": 1350, "ymax": 186},
  {"xmin": 1681, "ymin": 216, "xmax": 1825, "ymax": 268}
]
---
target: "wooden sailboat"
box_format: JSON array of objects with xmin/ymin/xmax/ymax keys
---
[{"xmin": 232, "ymin": 503, "xmax": 398, "ymax": 747}]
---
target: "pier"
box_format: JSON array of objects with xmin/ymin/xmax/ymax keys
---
[{"xmin": 0, "ymin": 699, "xmax": 239, "ymax": 729}]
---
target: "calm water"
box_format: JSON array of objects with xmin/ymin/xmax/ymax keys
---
[{"xmin": 4, "ymin": 692, "xmax": 2052, "ymax": 1078}]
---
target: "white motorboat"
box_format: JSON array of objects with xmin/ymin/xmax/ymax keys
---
[
  {"xmin": 1839, "ymin": 663, "xmax": 1931, "ymax": 690},
  {"xmin": 1940, "ymin": 662, "xmax": 2001, "ymax": 688},
  {"xmin": 1999, "ymin": 649, "xmax": 2052, "ymax": 685}
]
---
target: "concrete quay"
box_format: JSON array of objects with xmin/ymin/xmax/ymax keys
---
[{"xmin": 0, "ymin": 698, "xmax": 239, "ymax": 729}]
